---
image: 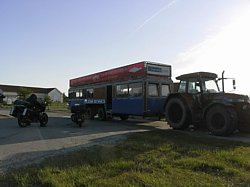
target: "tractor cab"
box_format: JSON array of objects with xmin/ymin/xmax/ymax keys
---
[{"xmin": 176, "ymin": 72, "xmax": 219, "ymax": 94}]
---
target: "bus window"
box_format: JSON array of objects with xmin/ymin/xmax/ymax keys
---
[
  {"xmin": 76, "ymin": 91, "xmax": 80, "ymax": 98},
  {"xmin": 116, "ymin": 84, "xmax": 128, "ymax": 97},
  {"xmin": 129, "ymin": 83, "xmax": 142, "ymax": 97},
  {"xmin": 148, "ymin": 83, "xmax": 159, "ymax": 97},
  {"xmin": 69, "ymin": 92, "xmax": 76, "ymax": 99},
  {"xmin": 86, "ymin": 89, "xmax": 94, "ymax": 98},
  {"xmin": 162, "ymin": 84, "xmax": 170, "ymax": 96},
  {"xmin": 79, "ymin": 90, "xmax": 83, "ymax": 98}
]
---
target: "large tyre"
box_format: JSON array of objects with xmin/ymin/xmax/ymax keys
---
[
  {"xmin": 39, "ymin": 112, "xmax": 48, "ymax": 127},
  {"xmin": 206, "ymin": 105, "xmax": 237, "ymax": 136},
  {"xmin": 98, "ymin": 107, "xmax": 106, "ymax": 121},
  {"xmin": 227, "ymin": 108, "xmax": 238, "ymax": 135},
  {"xmin": 165, "ymin": 97, "xmax": 190, "ymax": 129}
]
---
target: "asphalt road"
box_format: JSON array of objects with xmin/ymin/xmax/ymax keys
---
[
  {"xmin": 0, "ymin": 109, "xmax": 168, "ymax": 173},
  {"xmin": 0, "ymin": 109, "xmax": 250, "ymax": 173}
]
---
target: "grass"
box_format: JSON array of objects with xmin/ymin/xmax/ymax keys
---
[
  {"xmin": 0, "ymin": 130, "xmax": 250, "ymax": 186},
  {"xmin": 1, "ymin": 102, "xmax": 69, "ymax": 112},
  {"xmin": 46, "ymin": 102, "xmax": 69, "ymax": 112}
]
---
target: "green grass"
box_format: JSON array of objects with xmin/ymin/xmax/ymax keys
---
[
  {"xmin": 46, "ymin": 102, "xmax": 69, "ymax": 112},
  {"xmin": 1, "ymin": 130, "xmax": 250, "ymax": 186}
]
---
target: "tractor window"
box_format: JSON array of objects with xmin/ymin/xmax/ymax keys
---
[
  {"xmin": 178, "ymin": 81, "xmax": 186, "ymax": 93},
  {"xmin": 203, "ymin": 79, "xmax": 219, "ymax": 93},
  {"xmin": 188, "ymin": 81, "xmax": 201, "ymax": 94}
]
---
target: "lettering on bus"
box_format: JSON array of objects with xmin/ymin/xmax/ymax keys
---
[
  {"xmin": 147, "ymin": 64, "xmax": 171, "ymax": 76},
  {"xmin": 84, "ymin": 99, "xmax": 105, "ymax": 104}
]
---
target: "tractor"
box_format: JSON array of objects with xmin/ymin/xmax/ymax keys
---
[{"xmin": 165, "ymin": 71, "xmax": 250, "ymax": 136}]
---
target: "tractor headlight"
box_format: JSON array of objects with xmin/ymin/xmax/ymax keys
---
[{"xmin": 243, "ymin": 103, "xmax": 250, "ymax": 110}]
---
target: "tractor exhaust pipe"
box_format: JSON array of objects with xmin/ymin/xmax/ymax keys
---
[{"xmin": 222, "ymin": 70, "xmax": 225, "ymax": 93}]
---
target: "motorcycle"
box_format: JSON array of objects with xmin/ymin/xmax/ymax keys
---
[
  {"xmin": 70, "ymin": 104, "xmax": 86, "ymax": 127},
  {"xmin": 10, "ymin": 96, "xmax": 48, "ymax": 127}
]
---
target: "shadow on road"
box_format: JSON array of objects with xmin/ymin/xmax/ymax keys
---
[{"xmin": 0, "ymin": 117, "xmax": 167, "ymax": 146}]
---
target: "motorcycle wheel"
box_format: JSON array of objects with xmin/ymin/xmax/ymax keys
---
[
  {"xmin": 18, "ymin": 116, "xmax": 28, "ymax": 127},
  {"xmin": 77, "ymin": 113, "xmax": 85, "ymax": 127},
  {"xmin": 39, "ymin": 113, "xmax": 48, "ymax": 127}
]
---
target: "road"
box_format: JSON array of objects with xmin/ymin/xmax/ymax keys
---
[
  {"xmin": 0, "ymin": 109, "xmax": 250, "ymax": 173},
  {"xmin": 0, "ymin": 109, "xmax": 168, "ymax": 173}
]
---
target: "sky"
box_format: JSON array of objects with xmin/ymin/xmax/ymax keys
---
[{"xmin": 1, "ymin": 0, "xmax": 250, "ymax": 95}]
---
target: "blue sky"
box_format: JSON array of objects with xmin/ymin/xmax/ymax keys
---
[{"xmin": 1, "ymin": 0, "xmax": 250, "ymax": 95}]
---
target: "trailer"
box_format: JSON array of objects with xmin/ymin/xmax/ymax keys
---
[{"xmin": 68, "ymin": 61, "xmax": 173, "ymax": 126}]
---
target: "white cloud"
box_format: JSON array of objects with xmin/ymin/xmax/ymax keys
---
[{"xmin": 173, "ymin": 5, "xmax": 250, "ymax": 95}]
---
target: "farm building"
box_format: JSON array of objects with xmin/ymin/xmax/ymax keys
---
[{"xmin": 0, "ymin": 84, "xmax": 63, "ymax": 104}]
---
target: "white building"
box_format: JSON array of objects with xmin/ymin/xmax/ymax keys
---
[{"xmin": 0, "ymin": 84, "xmax": 64, "ymax": 104}]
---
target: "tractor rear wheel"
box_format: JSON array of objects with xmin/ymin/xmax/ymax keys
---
[{"xmin": 165, "ymin": 97, "xmax": 190, "ymax": 129}]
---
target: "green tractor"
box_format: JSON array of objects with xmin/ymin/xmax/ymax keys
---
[{"xmin": 165, "ymin": 71, "xmax": 250, "ymax": 136}]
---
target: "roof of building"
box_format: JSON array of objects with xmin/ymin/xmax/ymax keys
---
[{"xmin": 0, "ymin": 84, "xmax": 55, "ymax": 94}]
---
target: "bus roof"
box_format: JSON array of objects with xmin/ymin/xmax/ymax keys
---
[{"xmin": 70, "ymin": 61, "xmax": 171, "ymax": 87}]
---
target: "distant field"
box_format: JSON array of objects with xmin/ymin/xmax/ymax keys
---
[
  {"xmin": 0, "ymin": 130, "xmax": 250, "ymax": 186},
  {"xmin": 1, "ymin": 102, "xmax": 69, "ymax": 112},
  {"xmin": 46, "ymin": 102, "xmax": 69, "ymax": 112}
]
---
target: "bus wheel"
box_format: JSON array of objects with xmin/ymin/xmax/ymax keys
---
[
  {"xmin": 98, "ymin": 107, "xmax": 106, "ymax": 121},
  {"xmin": 120, "ymin": 115, "xmax": 129, "ymax": 121}
]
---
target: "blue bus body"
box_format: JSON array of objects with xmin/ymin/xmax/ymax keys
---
[{"xmin": 68, "ymin": 61, "xmax": 173, "ymax": 120}]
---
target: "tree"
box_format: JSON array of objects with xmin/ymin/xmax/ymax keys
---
[
  {"xmin": 17, "ymin": 87, "xmax": 32, "ymax": 100},
  {"xmin": 44, "ymin": 96, "xmax": 52, "ymax": 110},
  {"xmin": 63, "ymin": 93, "xmax": 68, "ymax": 103}
]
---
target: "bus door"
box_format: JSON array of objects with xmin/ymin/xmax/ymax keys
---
[
  {"xmin": 147, "ymin": 82, "xmax": 170, "ymax": 115},
  {"xmin": 106, "ymin": 85, "xmax": 112, "ymax": 110}
]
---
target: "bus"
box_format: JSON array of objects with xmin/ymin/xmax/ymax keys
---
[{"xmin": 68, "ymin": 61, "xmax": 173, "ymax": 124}]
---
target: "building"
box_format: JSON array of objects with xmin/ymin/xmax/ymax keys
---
[{"xmin": 0, "ymin": 84, "xmax": 63, "ymax": 104}]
